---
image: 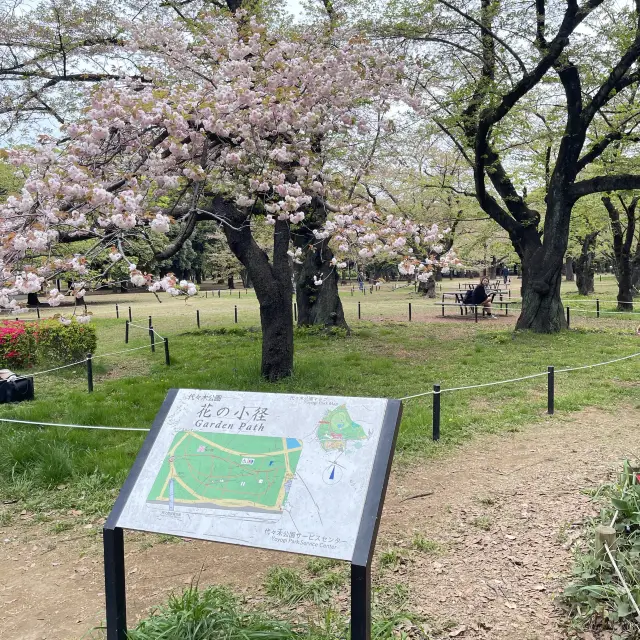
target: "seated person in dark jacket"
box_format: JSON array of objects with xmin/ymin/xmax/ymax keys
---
[{"xmin": 471, "ymin": 277, "xmax": 496, "ymax": 318}]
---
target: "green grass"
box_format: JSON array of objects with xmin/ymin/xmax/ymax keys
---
[
  {"xmin": 126, "ymin": 585, "xmax": 303, "ymax": 640},
  {"xmin": 124, "ymin": 582, "xmax": 426, "ymax": 640},
  {"xmin": 0, "ymin": 277, "xmax": 638, "ymax": 518},
  {"xmin": 263, "ymin": 566, "xmax": 346, "ymax": 606},
  {"xmin": 410, "ymin": 534, "xmax": 442, "ymax": 554}
]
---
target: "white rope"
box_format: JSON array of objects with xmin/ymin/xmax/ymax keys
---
[
  {"xmin": 19, "ymin": 359, "xmax": 88, "ymax": 377},
  {"xmin": 400, "ymin": 351, "xmax": 640, "ymax": 401},
  {"xmin": 92, "ymin": 342, "xmax": 164, "ymax": 359},
  {"xmin": 127, "ymin": 322, "xmax": 165, "ymax": 338},
  {"xmin": 604, "ymin": 542, "xmax": 640, "ymax": 619},
  {"xmin": 556, "ymin": 351, "xmax": 640, "ymax": 373},
  {"xmin": 0, "ymin": 417, "xmax": 149, "ymax": 432},
  {"xmin": 0, "ymin": 340, "xmax": 168, "ymax": 381},
  {"xmin": 440, "ymin": 371, "xmax": 549, "ymax": 394}
]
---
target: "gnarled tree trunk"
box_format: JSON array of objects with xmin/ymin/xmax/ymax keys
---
[
  {"xmin": 574, "ymin": 231, "xmax": 598, "ymax": 296},
  {"xmin": 565, "ymin": 256, "xmax": 574, "ymax": 281},
  {"xmin": 603, "ymin": 195, "xmax": 637, "ymax": 311},
  {"xmin": 417, "ymin": 277, "xmax": 436, "ymax": 297},
  {"xmin": 223, "ymin": 210, "xmax": 293, "ymax": 381},
  {"xmin": 292, "ymin": 233, "xmax": 348, "ymax": 329},
  {"xmin": 515, "ymin": 233, "xmax": 567, "ymax": 332},
  {"xmin": 27, "ymin": 292, "xmax": 40, "ymax": 307},
  {"xmin": 290, "ymin": 201, "xmax": 348, "ymax": 329}
]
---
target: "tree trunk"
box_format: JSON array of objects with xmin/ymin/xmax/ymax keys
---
[
  {"xmin": 240, "ymin": 268, "xmax": 252, "ymax": 289},
  {"xmin": 222, "ymin": 207, "xmax": 293, "ymax": 381},
  {"xmin": 515, "ymin": 243, "xmax": 567, "ymax": 332},
  {"xmin": 565, "ymin": 256, "xmax": 574, "ymax": 281},
  {"xmin": 574, "ymin": 232, "xmax": 598, "ymax": 296},
  {"xmin": 617, "ymin": 263, "xmax": 634, "ymax": 311},
  {"xmin": 27, "ymin": 292, "xmax": 40, "ymax": 307},
  {"xmin": 292, "ymin": 235, "xmax": 348, "ymax": 329},
  {"xmin": 603, "ymin": 196, "xmax": 636, "ymax": 311},
  {"xmin": 488, "ymin": 256, "xmax": 497, "ymax": 279},
  {"xmin": 227, "ymin": 275, "xmax": 235, "ymax": 290},
  {"xmin": 417, "ymin": 277, "xmax": 436, "ymax": 297}
]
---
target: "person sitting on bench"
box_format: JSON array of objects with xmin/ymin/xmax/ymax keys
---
[{"xmin": 469, "ymin": 277, "xmax": 496, "ymax": 318}]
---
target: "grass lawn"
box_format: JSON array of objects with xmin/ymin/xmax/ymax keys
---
[{"xmin": 0, "ymin": 275, "xmax": 638, "ymax": 518}]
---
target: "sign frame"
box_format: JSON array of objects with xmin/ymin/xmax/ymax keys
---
[{"xmin": 103, "ymin": 389, "xmax": 402, "ymax": 640}]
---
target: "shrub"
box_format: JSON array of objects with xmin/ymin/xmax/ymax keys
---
[
  {"xmin": 0, "ymin": 320, "xmax": 37, "ymax": 368},
  {"xmin": 35, "ymin": 320, "xmax": 97, "ymax": 364}
]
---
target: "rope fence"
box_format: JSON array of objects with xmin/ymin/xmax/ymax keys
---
[{"xmin": 4, "ymin": 324, "xmax": 171, "ymax": 394}]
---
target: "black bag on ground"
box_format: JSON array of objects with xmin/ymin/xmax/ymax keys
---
[{"xmin": 0, "ymin": 370, "xmax": 34, "ymax": 404}]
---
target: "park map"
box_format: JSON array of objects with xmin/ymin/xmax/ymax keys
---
[
  {"xmin": 147, "ymin": 405, "xmax": 366, "ymax": 513},
  {"xmin": 147, "ymin": 432, "xmax": 303, "ymax": 513},
  {"xmin": 115, "ymin": 389, "xmax": 392, "ymax": 560}
]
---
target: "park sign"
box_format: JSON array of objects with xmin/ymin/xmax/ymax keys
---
[{"xmin": 103, "ymin": 389, "xmax": 403, "ymax": 640}]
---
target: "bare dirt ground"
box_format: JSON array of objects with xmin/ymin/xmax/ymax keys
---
[{"xmin": 1, "ymin": 406, "xmax": 638, "ymax": 640}]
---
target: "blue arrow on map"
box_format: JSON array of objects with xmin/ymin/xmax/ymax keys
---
[{"xmin": 329, "ymin": 466, "xmax": 335, "ymax": 480}]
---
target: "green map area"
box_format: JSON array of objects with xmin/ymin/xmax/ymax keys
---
[
  {"xmin": 147, "ymin": 432, "xmax": 303, "ymax": 513},
  {"xmin": 317, "ymin": 405, "xmax": 367, "ymax": 452}
]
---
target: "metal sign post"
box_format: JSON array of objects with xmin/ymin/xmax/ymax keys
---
[{"xmin": 103, "ymin": 389, "xmax": 401, "ymax": 640}]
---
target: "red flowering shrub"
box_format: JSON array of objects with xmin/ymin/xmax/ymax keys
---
[
  {"xmin": 0, "ymin": 319, "xmax": 97, "ymax": 369},
  {"xmin": 0, "ymin": 321, "xmax": 37, "ymax": 368}
]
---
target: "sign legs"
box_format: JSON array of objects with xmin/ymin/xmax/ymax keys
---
[
  {"xmin": 351, "ymin": 563, "xmax": 371, "ymax": 640},
  {"xmin": 104, "ymin": 526, "xmax": 127, "ymax": 640}
]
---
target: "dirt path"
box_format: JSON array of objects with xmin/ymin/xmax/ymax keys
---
[{"xmin": 1, "ymin": 406, "xmax": 638, "ymax": 640}]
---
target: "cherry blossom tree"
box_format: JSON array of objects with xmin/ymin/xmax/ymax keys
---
[{"xmin": 0, "ymin": 6, "xmax": 446, "ymax": 379}]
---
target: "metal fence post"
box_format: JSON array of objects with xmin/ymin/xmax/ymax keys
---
[
  {"xmin": 596, "ymin": 299, "xmax": 600, "ymax": 318},
  {"xmin": 358, "ymin": 301, "xmax": 361, "ymax": 319},
  {"xmin": 149, "ymin": 325, "xmax": 155, "ymax": 353},
  {"xmin": 116, "ymin": 304, "xmax": 119, "ymax": 319},
  {"xmin": 87, "ymin": 353, "xmax": 93, "ymax": 393},
  {"xmin": 433, "ymin": 384, "xmax": 441, "ymax": 441},
  {"xmin": 234, "ymin": 305, "xmax": 238, "ymax": 323},
  {"xmin": 197, "ymin": 309, "xmax": 200, "ymax": 328},
  {"xmin": 128, "ymin": 306, "xmax": 132, "ymax": 322},
  {"xmin": 125, "ymin": 321, "xmax": 129, "ymax": 344},
  {"xmin": 164, "ymin": 338, "xmax": 170, "ymax": 366},
  {"xmin": 547, "ymin": 366, "xmax": 554, "ymax": 415},
  {"xmin": 408, "ymin": 302, "xmax": 412, "ymax": 321},
  {"xmin": 566, "ymin": 306, "xmax": 570, "ymax": 328}
]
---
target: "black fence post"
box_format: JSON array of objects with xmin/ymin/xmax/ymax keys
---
[
  {"xmin": 164, "ymin": 338, "xmax": 170, "ymax": 366},
  {"xmin": 197, "ymin": 309, "xmax": 200, "ymax": 328},
  {"xmin": 128, "ymin": 306, "xmax": 132, "ymax": 322},
  {"xmin": 125, "ymin": 320, "xmax": 129, "ymax": 344},
  {"xmin": 36, "ymin": 306, "xmax": 40, "ymax": 319},
  {"xmin": 205, "ymin": 291, "xmax": 208, "ymax": 299},
  {"xmin": 87, "ymin": 353, "xmax": 93, "ymax": 393},
  {"xmin": 432, "ymin": 384, "xmax": 441, "ymax": 441},
  {"xmin": 547, "ymin": 366, "xmax": 554, "ymax": 415},
  {"xmin": 149, "ymin": 325, "xmax": 155, "ymax": 353},
  {"xmin": 234, "ymin": 305, "xmax": 238, "ymax": 323},
  {"xmin": 358, "ymin": 301, "xmax": 361, "ymax": 319},
  {"xmin": 596, "ymin": 299, "xmax": 600, "ymax": 318},
  {"xmin": 408, "ymin": 302, "xmax": 412, "ymax": 321},
  {"xmin": 475, "ymin": 305, "xmax": 478, "ymax": 323},
  {"xmin": 218, "ymin": 290, "xmax": 221, "ymax": 298},
  {"xmin": 116, "ymin": 304, "xmax": 119, "ymax": 319},
  {"xmin": 566, "ymin": 306, "xmax": 570, "ymax": 328}
]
